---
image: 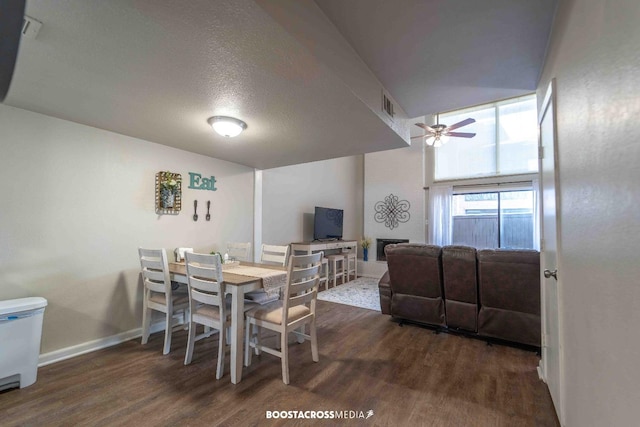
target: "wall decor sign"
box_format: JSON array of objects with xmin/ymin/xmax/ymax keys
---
[
  {"xmin": 188, "ymin": 172, "xmax": 218, "ymax": 191},
  {"xmin": 155, "ymin": 171, "xmax": 182, "ymax": 215},
  {"xmin": 374, "ymin": 193, "xmax": 411, "ymax": 230}
]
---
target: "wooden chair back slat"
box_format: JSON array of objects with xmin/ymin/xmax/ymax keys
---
[
  {"xmin": 282, "ymin": 252, "xmax": 322, "ymax": 317},
  {"xmin": 260, "ymin": 244, "xmax": 290, "ymax": 266},
  {"xmin": 138, "ymin": 248, "xmax": 171, "ymax": 294},
  {"xmin": 227, "ymin": 242, "xmax": 252, "ymax": 262}
]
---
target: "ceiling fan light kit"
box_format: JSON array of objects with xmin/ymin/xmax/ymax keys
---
[
  {"xmin": 207, "ymin": 116, "xmax": 247, "ymax": 137},
  {"xmin": 412, "ymin": 113, "xmax": 476, "ymax": 147},
  {"xmin": 425, "ymin": 134, "xmax": 449, "ymax": 147}
]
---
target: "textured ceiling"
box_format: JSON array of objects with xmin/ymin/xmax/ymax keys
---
[
  {"xmin": 5, "ymin": 0, "xmax": 407, "ymax": 169},
  {"xmin": 315, "ymin": 0, "xmax": 557, "ymax": 117},
  {"xmin": 5, "ymin": 0, "xmax": 557, "ymax": 169}
]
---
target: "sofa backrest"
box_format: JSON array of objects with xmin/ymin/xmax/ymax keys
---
[
  {"xmin": 477, "ymin": 249, "xmax": 541, "ymax": 315},
  {"xmin": 385, "ymin": 243, "xmax": 443, "ymax": 298},
  {"xmin": 442, "ymin": 245, "xmax": 478, "ymax": 331},
  {"xmin": 442, "ymin": 245, "xmax": 478, "ymax": 304}
]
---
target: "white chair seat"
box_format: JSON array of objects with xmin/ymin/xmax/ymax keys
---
[
  {"xmin": 246, "ymin": 300, "xmax": 311, "ymax": 325},
  {"xmin": 149, "ymin": 292, "xmax": 188, "ymax": 306},
  {"xmin": 192, "ymin": 297, "xmax": 233, "ymax": 320}
]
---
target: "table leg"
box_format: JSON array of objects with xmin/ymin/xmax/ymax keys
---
[{"xmin": 230, "ymin": 286, "xmax": 245, "ymax": 384}]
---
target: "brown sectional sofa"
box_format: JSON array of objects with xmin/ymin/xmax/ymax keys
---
[{"xmin": 379, "ymin": 243, "xmax": 541, "ymax": 348}]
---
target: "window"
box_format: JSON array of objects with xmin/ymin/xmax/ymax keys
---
[
  {"xmin": 452, "ymin": 189, "xmax": 534, "ymax": 249},
  {"xmin": 434, "ymin": 95, "xmax": 538, "ymax": 181}
]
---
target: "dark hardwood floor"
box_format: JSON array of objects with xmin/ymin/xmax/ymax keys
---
[{"xmin": 0, "ymin": 301, "xmax": 559, "ymax": 426}]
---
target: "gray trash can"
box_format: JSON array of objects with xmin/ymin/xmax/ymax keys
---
[{"xmin": 0, "ymin": 297, "xmax": 47, "ymax": 390}]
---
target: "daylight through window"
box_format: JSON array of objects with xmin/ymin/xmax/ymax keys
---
[
  {"xmin": 452, "ymin": 189, "xmax": 535, "ymax": 249},
  {"xmin": 435, "ymin": 95, "xmax": 538, "ymax": 181}
]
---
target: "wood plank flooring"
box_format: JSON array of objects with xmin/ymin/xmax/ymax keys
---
[{"xmin": 0, "ymin": 301, "xmax": 559, "ymax": 426}]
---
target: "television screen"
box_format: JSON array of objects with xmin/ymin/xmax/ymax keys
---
[{"xmin": 313, "ymin": 207, "xmax": 344, "ymax": 240}]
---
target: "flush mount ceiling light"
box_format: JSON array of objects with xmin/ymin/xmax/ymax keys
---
[{"xmin": 207, "ymin": 116, "xmax": 247, "ymax": 138}]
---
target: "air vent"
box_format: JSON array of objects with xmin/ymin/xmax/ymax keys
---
[
  {"xmin": 381, "ymin": 91, "xmax": 395, "ymax": 120},
  {"xmin": 22, "ymin": 15, "xmax": 42, "ymax": 40}
]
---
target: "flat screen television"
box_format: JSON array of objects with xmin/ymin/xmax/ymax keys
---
[{"xmin": 313, "ymin": 206, "xmax": 344, "ymax": 240}]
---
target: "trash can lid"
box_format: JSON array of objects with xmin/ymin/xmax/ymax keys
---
[{"xmin": 0, "ymin": 297, "xmax": 48, "ymax": 315}]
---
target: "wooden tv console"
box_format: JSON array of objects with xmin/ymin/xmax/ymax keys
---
[{"xmin": 290, "ymin": 240, "xmax": 358, "ymax": 256}]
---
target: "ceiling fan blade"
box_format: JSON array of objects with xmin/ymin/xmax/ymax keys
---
[
  {"xmin": 446, "ymin": 118, "xmax": 476, "ymax": 131},
  {"xmin": 414, "ymin": 123, "xmax": 436, "ymax": 133},
  {"xmin": 447, "ymin": 132, "xmax": 476, "ymax": 138},
  {"xmin": 410, "ymin": 135, "xmax": 426, "ymax": 139}
]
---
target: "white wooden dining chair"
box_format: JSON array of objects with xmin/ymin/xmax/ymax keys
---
[
  {"xmin": 226, "ymin": 242, "xmax": 252, "ymax": 262},
  {"xmin": 244, "ymin": 252, "xmax": 322, "ymax": 384},
  {"xmin": 138, "ymin": 248, "xmax": 189, "ymax": 355},
  {"xmin": 244, "ymin": 243, "xmax": 290, "ymax": 305},
  {"xmin": 260, "ymin": 244, "xmax": 289, "ymax": 266},
  {"xmin": 183, "ymin": 252, "xmax": 229, "ymax": 379}
]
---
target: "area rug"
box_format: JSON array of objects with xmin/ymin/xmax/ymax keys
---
[{"xmin": 317, "ymin": 277, "xmax": 381, "ymax": 312}]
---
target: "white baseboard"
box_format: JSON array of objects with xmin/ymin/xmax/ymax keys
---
[
  {"xmin": 537, "ymin": 360, "xmax": 546, "ymax": 383},
  {"xmin": 38, "ymin": 321, "xmax": 167, "ymax": 367},
  {"xmin": 357, "ymin": 260, "xmax": 387, "ymax": 279}
]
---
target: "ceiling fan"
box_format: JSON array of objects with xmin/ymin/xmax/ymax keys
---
[{"xmin": 412, "ymin": 114, "xmax": 476, "ymax": 147}]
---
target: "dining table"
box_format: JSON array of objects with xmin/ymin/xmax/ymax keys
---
[{"xmin": 168, "ymin": 261, "xmax": 287, "ymax": 384}]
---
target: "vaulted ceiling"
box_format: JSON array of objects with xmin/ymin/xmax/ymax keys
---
[
  {"xmin": 315, "ymin": 0, "xmax": 557, "ymax": 117},
  {"xmin": 4, "ymin": 0, "xmax": 556, "ymax": 169}
]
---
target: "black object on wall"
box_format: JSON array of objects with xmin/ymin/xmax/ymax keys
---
[
  {"xmin": 0, "ymin": 0, "xmax": 26, "ymax": 102},
  {"xmin": 377, "ymin": 238, "xmax": 409, "ymax": 261},
  {"xmin": 374, "ymin": 194, "xmax": 411, "ymax": 230}
]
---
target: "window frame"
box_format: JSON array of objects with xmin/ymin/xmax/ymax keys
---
[
  {"xmin": 451, "ymin": 182, "xmax": 535, "ymax": 250},
  {"xmin": 433, "ymin": 93, "xmax": 538, "ymax": 182}
]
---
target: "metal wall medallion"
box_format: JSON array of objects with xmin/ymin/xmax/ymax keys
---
[{"xmin": 374, "ymin": 193, "xmax": 410, "ymax": 230}]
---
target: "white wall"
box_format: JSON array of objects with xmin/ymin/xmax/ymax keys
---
[
  {"xmin": 364, "ymin": 142, "xmax": 425, "ymax": 250},
  {"xmin": 0, "ymin": 105, "xmax": 254, "ymax": 354},
  {"xmin": 261, "ymin": 156, "xmax": 363, "ymax": 246},
  {"xmin": 537, "ymin": 0, "xmax": 640, "ymax": 425}
]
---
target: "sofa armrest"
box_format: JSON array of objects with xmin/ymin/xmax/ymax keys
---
[{"xmin": 378, "ymin": 270, "xmax": 392, "ymax": 315}]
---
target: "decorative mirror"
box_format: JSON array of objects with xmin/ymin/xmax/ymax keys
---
[{"xmin": 155, "ymin": 171, "xmax": 182, "ymax": 215}]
